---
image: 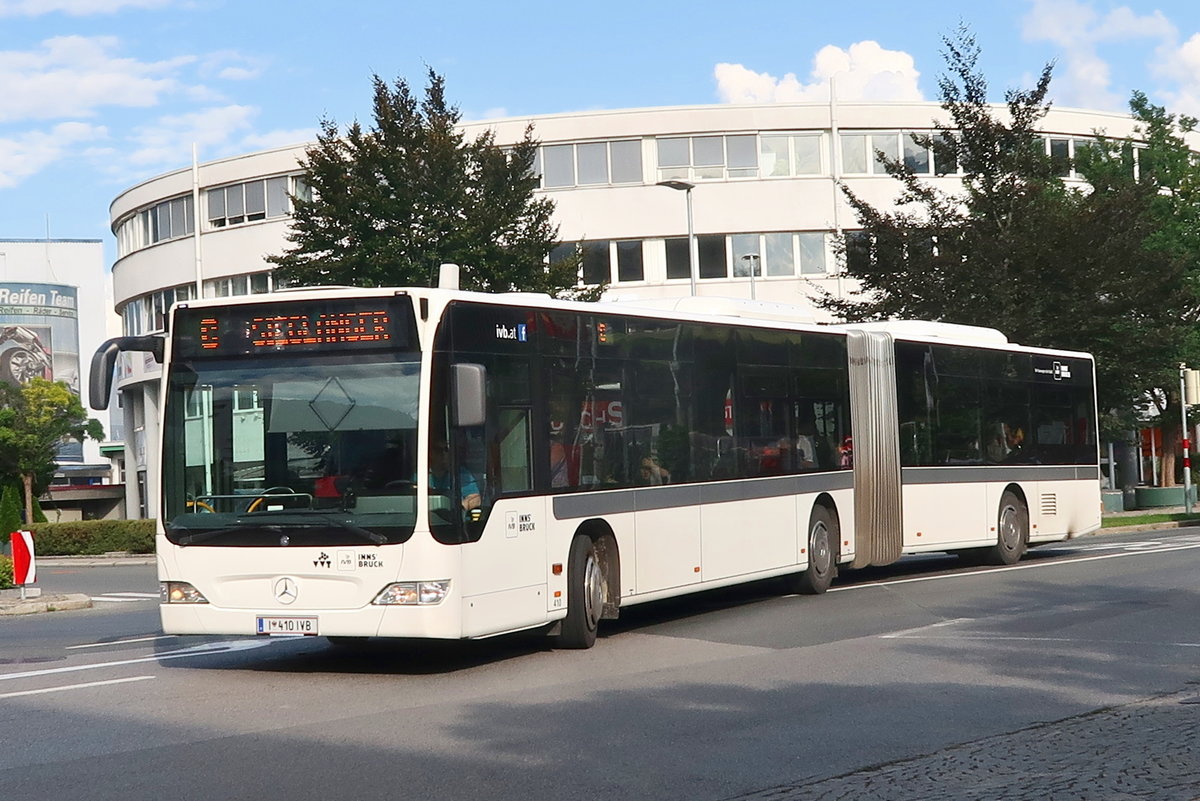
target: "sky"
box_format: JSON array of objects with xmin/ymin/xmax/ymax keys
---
[{"xmin": 1, "ymin": 0, "xmax": 1199, "ymax": 268}]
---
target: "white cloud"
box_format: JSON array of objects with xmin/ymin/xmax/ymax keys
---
[
  {"xmin": 127, "ymin": 104, "xmax": 257, "ymax": 167},
  {"xmin": 1020, "ymin": 0, "xmax": 1178, "ymax": 109},
  {"xmin": 0, "ymin": 0, "xmax": 170, "ymax": 16},
  {"xmin": 0, "ymin": 35, "xmax": 190, "ymax": 122},
  {"xmin": 240, "ymin": 127, "xmax": 318, "ymax": 151},
  {"xmin": 198, "ymin": 50, "xmax": 265, "ymax": 82},
  {"xmin": 715, "ymin": 41, "xmax": 923, "ymax": 104},
  {"xmin": 1154, "ymin": 32, "xmax": 1200, "ymax": 118},
  {"xmin": 0, "ymin": 122, "xmax": 106, "ymax": 188}
]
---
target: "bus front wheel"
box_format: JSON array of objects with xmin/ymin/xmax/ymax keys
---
[
  {"xmin": 556, "ymin": 535, "xmax": 604, "ymax": 649},
  {"xmin": 787, "ymin": 505, "xmax": 837, "ymax": 595}
]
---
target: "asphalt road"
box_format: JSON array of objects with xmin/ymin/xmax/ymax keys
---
[{"xmin": 2, "ymin": 529, "xmax": 1199, "ymax": 801}]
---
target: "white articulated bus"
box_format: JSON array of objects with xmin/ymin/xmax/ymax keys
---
[{"xmin": 91, "ymin": 287, "xmax": 1100, "ymax": 649}]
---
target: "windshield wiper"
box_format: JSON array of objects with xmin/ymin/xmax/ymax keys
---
[{"xmin": 308, "ymin": 513, "xmax": 388, "ymax": 545}]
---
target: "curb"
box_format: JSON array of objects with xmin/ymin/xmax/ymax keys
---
[
  {"xmin": 1098, "ymin": 520, "xmax": 1200, "ymax": 535},
  {"xmin": 34, "ymin": 554, "xmax": 156, "ymax": 567},
  {"xmin": 0, "ymin": 593, "xmax": 93, "ymax": 616}
]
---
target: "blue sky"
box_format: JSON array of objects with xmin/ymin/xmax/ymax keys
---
[{"xmin": 1, "ymin": 0, "xmax": 1198, "ymax": 264}]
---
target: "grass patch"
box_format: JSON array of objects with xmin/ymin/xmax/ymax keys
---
[{"xmin": 1102, "ymin": 512, "xmax": 1200, "ymax": 528}]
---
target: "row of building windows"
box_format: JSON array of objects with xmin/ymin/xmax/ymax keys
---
[
  {"xmin": 554, "ymin": 231, "xmax": 831, "ymax": 285},
  {"xmin": 535, "ymin": 131, "xmax": 1112, "ymax": 189},
  {"xmin": 120, "ymin": 272, "xmax": 275, "ymax": 335},
  {"xmin": 116, "ymin": 176, "xmax": 308, "ymax": 259},
  {"xmin": 114, "ymin": 133, "xmax": 1118, "ymax": 262}
]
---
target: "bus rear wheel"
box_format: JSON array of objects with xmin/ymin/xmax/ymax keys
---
[
  {"xmin": 555, "ymin": 534, "xmax": 604, "ymax": 649},
  {"xmin": 787, "ymin": 505, "xmax": 837, "ymax": 595},
  {"xmin": 986, "ymin": 490, "xmax": 1028, "ymax": 566}
]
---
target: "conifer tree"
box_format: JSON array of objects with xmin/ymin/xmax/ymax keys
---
[{"xmin": 269, "ymin": 70, "xmax": 588, "ymax": 297}]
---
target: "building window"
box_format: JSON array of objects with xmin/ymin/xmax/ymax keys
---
[
  {"xmin": 665, "ymin": 233, "xmax": 830, "ymax": 281},
  {"xmin": 202, "ymin": 271, "xmax": 275, "ymax": 299},
  {"xmin": 615, "ymin": 240, "xmax": 644, "ymax": 282},
  {"xmin": 581, "ymin": 241, "xmax": 610, "ymax": 285},
  {"xmin": 760, "ymin": 134, "xmax": 824, "ymax": 177},
  {"xmin": 208, "ymin": 176, "xmax": 295, "ymax": 228},
  {"xmin": 569, "ymin": 240, "xmax": 646, "ymax": 286},
  {"xmin": 665, "ymin": 238, "xmax": 691, "ymax": 280},
  {"xmin": 764, "ymin": 233, "xmax": 794, "ymax": 276},
  {"xmin": 116, "ymin": 194, "xmax": 195, "ymax": 257},
  {"xmin": 657, "ymin": 134, "xmax": 758, "ymax": 181},
  {"xmin": 697, "ymin": 234, "xmax": 727, "ymax": 278},
  {"xmin": 841, "ymin": 131, "xmax": 953, "ymax": 176},
  {"xmin": 731, "ymin": 234, "xmax": 761, "ymax": 277},
  {"xmin": 538, "ymin": 140, "xmax": 643, "ymax": 188},
  {"xmin": 1044, "ymin": 136, "xmax": 1097, "ymax": 179},
  {"xmin": 120, "ymin": 283, "xmax": 195, "ymax": 336}
]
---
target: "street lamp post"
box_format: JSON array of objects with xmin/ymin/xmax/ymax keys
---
[
  {"xmin": 740, "ymin": 253, "xmax": 760, "ymax": 300},
  {"xmin": 656, "ymin": 180, "xmax": 697, "ymax": 296}
]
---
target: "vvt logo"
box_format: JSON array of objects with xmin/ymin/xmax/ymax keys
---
[{"xmin": 495, "ymin": 323, "xmax": 528, "ymax": 342}]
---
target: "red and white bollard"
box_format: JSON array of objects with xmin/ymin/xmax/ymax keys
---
[{"xmin": 10, "ymin": 530, "xmax": 36, "ymax": 601}]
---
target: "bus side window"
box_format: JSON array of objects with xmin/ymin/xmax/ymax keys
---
[{"xmin": 496, "ymin": 408, "xmax": 532, "ymax": 493}]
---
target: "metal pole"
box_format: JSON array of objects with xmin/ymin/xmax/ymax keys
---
[
  {"xmin": 740, "ymin": 253, "xmax": 759, "ymax": 300},
  {"xmin": 685, "ymin": 187, "xmax": 697, "ymax": 297},
  {"xmin": 192, "ymin": 143, "xmax": 204, "ymax": 299},
  {"xmin": 1181, "ymin": 367, "xmax": 1192, "ymax": 513},
  {"xmin": 1149, "ymin": 428, "xmax": 1157, "ymax": 486}
]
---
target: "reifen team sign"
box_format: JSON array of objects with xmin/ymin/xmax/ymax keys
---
[{"xmin": 0, "ymin": 282, "xmax": 83, "ymax": 461}]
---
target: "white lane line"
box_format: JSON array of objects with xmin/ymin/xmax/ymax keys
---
[
  {"xmin": 883, "ymin": 633, "xmax": 1200, "ymax": 647},
  {"xmin": 830, "ymin": 542, "xmax": 1200, "ymax": 593},
  {"xmin": 91, "ymin": 597, "xmax": 144, "ymax": 603},
  {"xmin": 0, "ymin": 676, "xmax": 155, "ymax": 700},
  {"xmin": 879, "ymin": 618, "xmax": 973, "ymax": 639},
  {"xmin": 0, "ymin": 639, "xmax": 275, "ymax": 682},
  {"xmin": 67, "ymin": 635, "xmax": 178, "ymax": 650},
  {"xmin": 103, "ymin": 592, "xmax": 159, "ymax": 598}
]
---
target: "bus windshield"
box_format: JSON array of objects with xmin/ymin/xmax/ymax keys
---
[{"xmin": 162, "ymin": 352, "xmax": 422, "ymax": 546}]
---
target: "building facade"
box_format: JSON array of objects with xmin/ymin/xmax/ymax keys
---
[
  {"xmin": 107, "ymin": 100, "xmax": 1159, "ymax": 518},
  {"xmin": 0, "ymin": 239, "xmax": 124, "ymax": 520}
]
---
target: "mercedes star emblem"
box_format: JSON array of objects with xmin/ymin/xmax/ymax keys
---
[{"xmin": 273, "ymin": 577, "xmax": 298, "ymax": 604}]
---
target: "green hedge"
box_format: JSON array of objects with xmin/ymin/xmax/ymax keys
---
[
  {"xmin": 26, "ymin": 519, "xmax": 156, "ymax": 556},
  {"xmin": 0, "ymin": 555, "xmax": 12, "ymax": 590}
]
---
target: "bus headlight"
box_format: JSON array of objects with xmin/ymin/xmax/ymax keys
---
[
  {"xmin": 372, "ymin": 581, "xmax": 451, "ymax": 606},
  {"xmin": 160, "ymin": 582, "xmax": 209, "ymax": 604}
]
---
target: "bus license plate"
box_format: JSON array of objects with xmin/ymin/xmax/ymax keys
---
[{"xmin": 256, "ymin": 616, "xmax": 318, "ymax": 635}]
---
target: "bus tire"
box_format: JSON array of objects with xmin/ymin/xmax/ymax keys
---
[
  {"xmin": 555, "ymin": 535, "xmax": 603, "ymax": 649},
  {"xmin": 788, "ymin": 505, "xmax": 837, "ymax": 595},
  {"xmin": 986, "ymin": 490, "xmax": 1028, "ymax": 566}
]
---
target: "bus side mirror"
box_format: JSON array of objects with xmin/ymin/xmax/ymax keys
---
[
  {"xmin": 451, "ymin": 363, "xmax": 486, "ymax": 427},
  {"xmin": 89, "ymin": 335, "xmax": 165, "ymax": 411}
]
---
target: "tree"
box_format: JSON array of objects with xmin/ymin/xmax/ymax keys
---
[
  {"xmin": 269, "ymin": 70, "xmax": 590, "ymax": 297},
  {"xmin": 0, "ymin": 483, "xmax": 20, "ymax": 535},
  {"xmin": 821, "ymin": 26, "xmax": 1197, "ymax": 439},
  {"xmin": 0, "ymin": 379, "xmax": 103, "ymax": 524},
  {"xmin": 1081, "ymin": 92, "xmax": 1200, "ymax": 482}
]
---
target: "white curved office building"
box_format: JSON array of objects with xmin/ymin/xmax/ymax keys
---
[{"xmin": 107, "ymin": 100, "xmax": 1150, "ymax": 517}]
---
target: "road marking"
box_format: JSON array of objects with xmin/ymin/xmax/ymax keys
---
[
  {"xmin": 831, "ymin": 542, "xmax": 1200, "ymax": 593},
  {"xmin": 92, "ymin": 592, "xmax": 159, "ymax": 603},
  {"xmin": 0, "ymin": 639, "xmax": 275, "ymax": 682},
  {"xmin": 880, "ymin": 618, "xmax": 973, "ymax": 639},
  {"xmin": 67, "ymin": 635, "xmax": 178, "ymax": 650},
  {"xmin": 0, "ymin": 676, "xmax": 155, "ymax": 700}
]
